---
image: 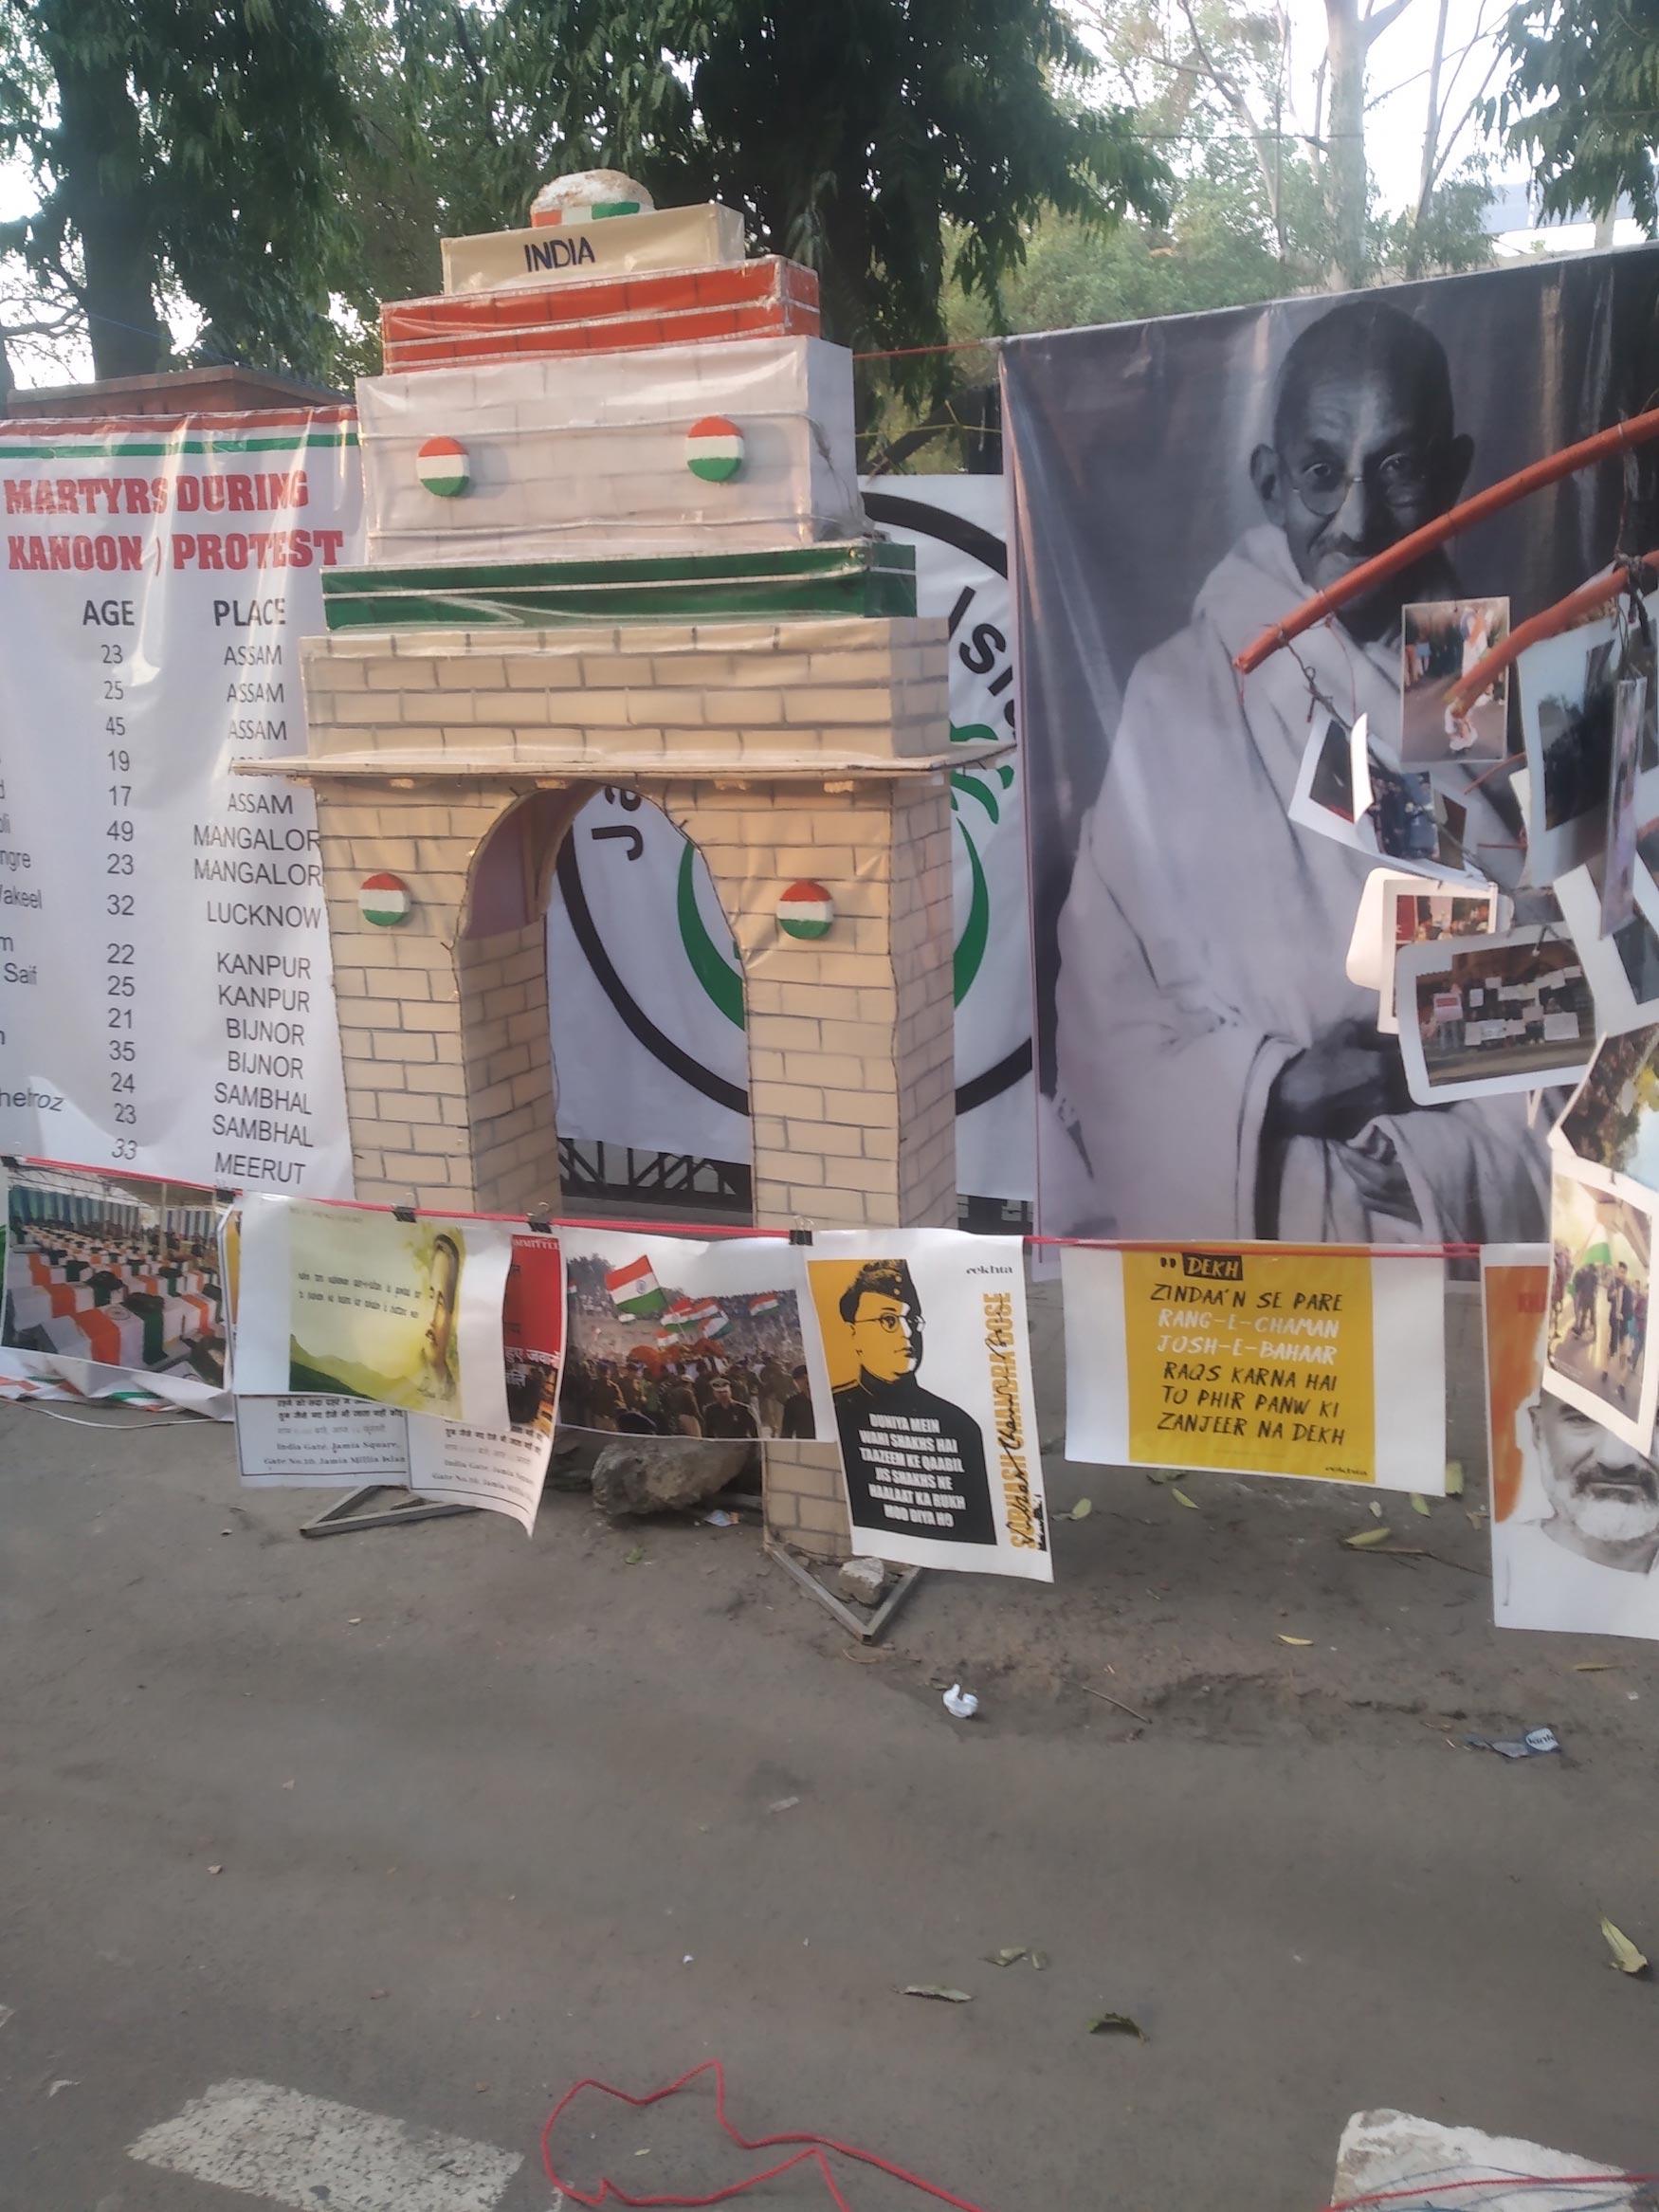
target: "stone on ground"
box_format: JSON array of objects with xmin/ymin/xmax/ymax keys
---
[{"xmin": 591, "ymin": 1439, "xmax": 755, "ymax": 1520}]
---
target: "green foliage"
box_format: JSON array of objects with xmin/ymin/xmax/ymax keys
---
[
  {"xmin": 1491, "ymin": 0, "xmax": 1659, "ymax": 229},
  {"xmin": 0, "ymin": 0, "xmax": 358, "ymax": 378}
]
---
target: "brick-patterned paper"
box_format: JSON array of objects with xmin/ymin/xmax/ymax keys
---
[{"xmin": 382, "ymin": 259, "xmax": 821, "ymax": 375}]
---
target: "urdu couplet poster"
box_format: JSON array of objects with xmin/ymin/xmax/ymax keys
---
[
  {"xmin": 1004, "ymin": 247, "xmax": 1659, "ymax": 1246},
  {"xmin": 798, "ymin": 1228, "xmax": 1049, "ymax": 1580},
  {"xmin": 1062, "ymin": 1240, "xmax": 1446, "ymax": 1493}
]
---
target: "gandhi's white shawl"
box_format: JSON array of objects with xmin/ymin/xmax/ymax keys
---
[{"xmin": 1053, "ymin": 524, "xmax": 1547, "ymax": 1241}]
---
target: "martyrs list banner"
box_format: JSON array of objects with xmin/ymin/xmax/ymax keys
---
[
  {"xmin": 0, "ymin": 409, "xmax": 361, "ymax": 1197},
  {"xmin": 1005, "ymin": 248, "xmax": 1659, "ymax": 1246}
]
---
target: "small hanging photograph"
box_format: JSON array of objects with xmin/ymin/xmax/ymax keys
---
[
  {"xmin": 1600, "ymin": 676, "xmax": 1649, "ymax": 937},
  {"xmin": 1516, "ymin": 614, "xmax": 1619, "ymax": 883},
  {"xmin": 1395, "ymin": 924, "xmax": 1595, "ymax": 1104},
  {"xmin": 1288, "ymin": 713, "xmax": 1483, "ymax": 885},
  {"xmin": 1400, "ymin": 596, "xmax": 1510, "ymax": 763},
  {"xmin": 1554, "ymin": 1025, "xmax": 1659, "ymax": 1200},
  {"xmin": 1544, "ymin": 1161, "xmax": 1659, "ymax": 1453}
]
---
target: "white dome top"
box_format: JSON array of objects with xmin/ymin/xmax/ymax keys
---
[{"xmin": 530, "ymin": 169, "xmax": 654, "ymax": 218}]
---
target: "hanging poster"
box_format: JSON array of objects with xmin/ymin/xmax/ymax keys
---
[
  {"xmin": 1486, "ymin": 1245, "xmax": 1659, "ymax": 1640},
  {"xmin": 559, "ymin": 1228, "xmax": 821, "ymax": 1441},
  {"xmin": 231, "ymin": 1194, "xmax": 514, "ymax": 1430},
  {"xmin": 1063, "ymin": 1239, "xmax": 1446, "ymax": 1493},
  {"xmin": 0, "ymin": 409, "xmax": 360, "ymax": 1197},
  {"xmin": 798, "ymin": 1228, "xmax": 1049, "ymax": 1579},
  {"xmin": 405, "ymin": 1230, "xmax": 565, "ymax": 1532},
  {"xmin": 1540, "ymin": 1158, "xmax": 1658, "ymax": 1453},
  {"xmin": 544, "ymin": 475, "xmax": 1034, "ymax": 1201},
  {"xmin": 1006, "ymin": 248, "xmax": 1659, "ymax": 1247},
  {"xmin": 1, "ymin": 1160, "xmax": 228, "ymax": 1408}
]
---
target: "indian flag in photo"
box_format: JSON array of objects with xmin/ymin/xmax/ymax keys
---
[
  {"xmin": 776, "ymin": 881, "xmax": 833, "ymax": 940},
  {"xmin": 749, "ymin": 1293, "xmax": 782, "ymax": 1316},
  {"xmin": 606, "ymin": 1254, "xmax": 667, "ymax": 1318},
  {"xmin": 700, "ymin": 1308, "xmax": 732, "ymax": 1340},
  {"xmin": 685, "ymin": 415, "xmax": 745, "ymax": 484},
  {"xmin": 416, "ymin": 435, "xmax": 470, "ymax": 498},
  {"xmin": 357, "ymin": 873, "xmax": 410, "ymax": 927}
]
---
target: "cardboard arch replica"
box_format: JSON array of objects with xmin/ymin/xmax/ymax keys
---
[{"xmin": 244, "ymin": 171, "xmax": 1010, "ymax": 1550}]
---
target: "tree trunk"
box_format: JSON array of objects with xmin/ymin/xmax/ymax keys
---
[
  {"xmin": 1322, "ymin": 0, "xmax": 1369, "ymax": 290},
  {"xmin": 1406, "ymin": 0, "xmax": 1450, "ymax": 277},
  {"xmin": 44, "ymin": 25, "xmax": 166, "ymax": 378}
]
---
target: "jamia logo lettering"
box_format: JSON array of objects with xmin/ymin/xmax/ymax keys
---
[{"xmin": 553, "ymin": 484, "xmax": 1030, "ymax": 1126}]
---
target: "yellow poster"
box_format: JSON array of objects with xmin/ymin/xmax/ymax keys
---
[{"xmin": 1064, "ymin": 1243, "xmax": 1447, "ymax": 1493}]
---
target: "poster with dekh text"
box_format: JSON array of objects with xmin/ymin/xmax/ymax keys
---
[
  {"xmin": 0, "ymin": 410, "xmax": 360, "ymax": 1196},
  {"xmin": 800, "ymin": 1230, "xmax": 1050, "ymax": 1579},
  {"xmin": 231, "ymin": 1194, "xmax": 513, "ymax": 1431},
  {"xmin": 1063, "ymin": 1243, "xmax": 1447, "ymax": 1493}
]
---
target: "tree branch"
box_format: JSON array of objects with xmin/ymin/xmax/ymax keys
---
[{"xmin": 1362, "ymin": 0, "xmax": 1413, "ymax": 50}]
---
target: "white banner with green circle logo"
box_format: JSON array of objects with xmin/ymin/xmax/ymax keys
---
[{"xmin": 546, "ymin": 475, "xmax": 1035, "ymax": 1200}]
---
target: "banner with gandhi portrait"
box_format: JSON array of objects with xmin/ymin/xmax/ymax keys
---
[{"xmin": 1005, "ymin": 248, "xmax": 1659, "ymax": 1246}]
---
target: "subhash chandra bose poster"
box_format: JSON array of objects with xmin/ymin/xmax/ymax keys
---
[
  {"xmin": 801, "ymin": 1229, "xmax": 1050, "ymax": 1580},
  {"xmin": 1004, "ymin": 248, "xmax": 1659, "ymax": 1244}
]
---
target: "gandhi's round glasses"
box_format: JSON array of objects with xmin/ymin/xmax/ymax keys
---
[{"xmin": 1285, "ymin": 446, "xmax": 1441, "ymax": 520}]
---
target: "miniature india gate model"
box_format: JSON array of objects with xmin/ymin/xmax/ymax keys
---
[{"xmin": 248, "ymin": 171, "xmax": 1005, "ymax": 1555}]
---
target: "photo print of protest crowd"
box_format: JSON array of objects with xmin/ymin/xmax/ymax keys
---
[
  {"xmin": 1544, "ymin": 1162, "xmax": 1657, "ymax": 1451},
  {"xmin": 1009, "ymin": 250, "xmax": 1659, "ymax": 1249},
  {"xmin": 2, "ymin": 1167, "xmax": 226, "ymax": 1384},
  {"xmin": 560, "ymin": 1234, "xmax": 817, "ymax": 1442}
]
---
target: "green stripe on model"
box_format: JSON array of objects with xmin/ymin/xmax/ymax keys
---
[
  {"xmin": 322, "ymin": 541, "xmax": 915, "ymax": 596},
  {"xmin": 321, "ymin": 572, "xmax": 919, "ymax": 630},
  {"xmin": 0, "ymin": 433, "xmax": 359, "ymax": 459}
]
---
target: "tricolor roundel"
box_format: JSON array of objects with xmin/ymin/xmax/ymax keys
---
[
  {"xmin": 776, "ymin": 881, "xmax": 833, "ymax": 941},
  {"xmin": 685, "ymin": 416, "xmax": 745, "ymax": 484},
  {"xmin": 416, "ymin": 436, "xmax": 470, "ymax": 498},
  {"xmin": 358, "ymin": 872, "xmax": 411, "ymax": 928}
]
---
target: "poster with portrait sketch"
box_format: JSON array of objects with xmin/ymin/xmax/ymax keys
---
[
  {"xmin": 231, "ymin": 1194, "xmax": 515, "ymax": 1432},
  {"xmin": 1485, "ymin": 1245, "xmax": 1659, "ymax": 1641},
  {"xmin": 1541, "ymin": 1159, "xmax": 1659, "ymax": 1455},
  {"xmin": 798, "ymin": 1228, "xmax": 1050, "ymax": 1580},
  {"xmin": 556, "ymin": 1227, "xmax": 825, "ymax": 1444},
  {"xmin": 1394, "ymin": 924, "xmax": 1595, "ymax": 1106},
  {"xmin": 1007, "ymin": 247, "xmax": 1659, "ymax": 1249}
]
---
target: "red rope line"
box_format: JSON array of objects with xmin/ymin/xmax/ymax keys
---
[
  {"xmin": 540, "ymin": 2066, "xmax": 1654, "ymax": 2212},
  {"xmin": 9, "ymin": 1154, "xmax": 1476, "ymax": 1256},
  {"xmin": 539, "ymin": 2058, "xmax": 991, "ymax": 2212}
]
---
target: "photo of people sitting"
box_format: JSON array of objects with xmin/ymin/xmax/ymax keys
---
[
  {"xmin": 559, "ymin": 1252, "xmax": 813, "ymax": 1440},
  {"xmin": 3, "ymin": 1173, "xmax": 226, "ymax": 1382}
]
